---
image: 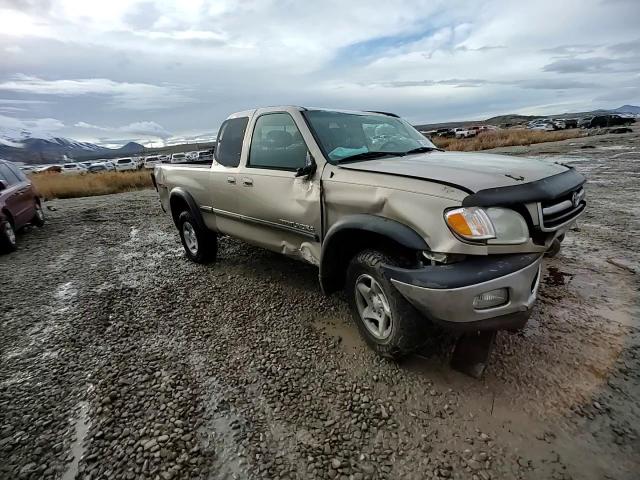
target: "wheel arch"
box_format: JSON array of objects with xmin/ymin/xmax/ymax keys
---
[
  {"xmin": 169, "ymin": 188, "xmax": 205, "ymax": 230},
  {"xmin": 320, "ymin": 214, "xmax": 429, "ymax": 295}
]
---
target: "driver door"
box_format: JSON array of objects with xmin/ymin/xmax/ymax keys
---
[{"xmin": 235, "ymin": 112, "xmax": 322, "ymax": 264}]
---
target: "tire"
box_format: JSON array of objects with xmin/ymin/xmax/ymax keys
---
[
  {"xmin": 345, "ymin": 249, "xmax": 428, "ymax": 359},
  {"xmin": 31, "ymin": 202, "xmax": 46, "ymax": 227},
  {"xmin": 0, "ymin": 220, "xmax": 17, "ymax": 253},
  {"xmin": 177, "ymin": 210, "xmax": 217, "ymax": 264}
]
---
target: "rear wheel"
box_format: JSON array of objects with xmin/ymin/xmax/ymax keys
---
[
  {"xmin": 0, "ymin": 220, "xmax": 17, "ymax": 253},
  {"xmin": 177, "ymin": 210, "xmax": 217, "ymax": 264},
  {"xmin": 345, "ymin": 249, "xmax": 428, "ymax": 359},
  {"xmin": 31, "ymin": 202, "xmax": 46, "ymax": 227}
]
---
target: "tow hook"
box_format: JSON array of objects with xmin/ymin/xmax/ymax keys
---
[{"xmin": 450, "ymin": 331, "xmax": 497, "ymax": 379}]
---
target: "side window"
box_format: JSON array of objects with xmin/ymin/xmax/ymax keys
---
[
  {"xmin": 6, "ymin": 163, "xmax": 27, "ymax": 181},
  {"xmin": 248, "ymin": 113, "xmax": 307, "ymax": 170},
  {"xmin": 0, "ymin": 164, "xmax": 20, "ymax": 185},
  {"xmin": 215, "ymin": 117, "xmax": 248, "ymax": 167}
]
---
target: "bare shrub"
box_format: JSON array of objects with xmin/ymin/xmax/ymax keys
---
[
  {"xmin": 31, "ymin": 170, "xmax": 154, "ymax": 200},
  {"xmin": 432, "ymin": 129, "xmax": 584, "ymax": 151}
]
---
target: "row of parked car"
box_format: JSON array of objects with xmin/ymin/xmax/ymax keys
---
[
  {"xmin": 19, "ymin": 148, "xmax": 215, "ymax": 175},
  {"xmin": 528, "ymin": 114, "xmax": 636, "ymax": 131},
  {"xmin": 423, "ymin": 125, "xmax": 499, "ymax": 139}
]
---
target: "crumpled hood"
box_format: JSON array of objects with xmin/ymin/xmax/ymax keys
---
[{"xmin": 339, "ymin": 151, "xmax": 569, "ymax": 193}]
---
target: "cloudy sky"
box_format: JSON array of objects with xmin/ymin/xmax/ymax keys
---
[{"xmin": 0, "ymin": 0, "xmax": 638, "ymax": 146}]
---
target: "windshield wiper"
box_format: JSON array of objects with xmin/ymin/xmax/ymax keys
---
[
  {"xmin": 403, "ymin": 146, "xmax": 441, "ymax": 155},
  {"xmin": 335, "ymin": 151, "xmax": 406, "ymax": 164}
]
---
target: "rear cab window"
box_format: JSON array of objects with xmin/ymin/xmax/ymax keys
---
[{"xmin": 215, "ymin": 117, "xmax": 249, "ymax": 167}]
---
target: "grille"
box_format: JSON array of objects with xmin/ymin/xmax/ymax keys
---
[{"xmin": 538, "ymin": 187, "xmax": 585, "ymax": 231}]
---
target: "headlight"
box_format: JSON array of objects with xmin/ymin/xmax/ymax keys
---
[
  {"xmin": 445, "ymin": 207, "xmax": 529, "ymax": 244},
  {"xmin": 485, "ymin": 208, "xmax": 529, "ymax": 244},
  {"xmin": 444, "ymin": 207, "xmax": 496, "ymax": 241}
]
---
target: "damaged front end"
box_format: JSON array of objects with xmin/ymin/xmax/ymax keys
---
[{"xmin": 382, "ymin": 253, "xmax": 543, "ymax": 332}]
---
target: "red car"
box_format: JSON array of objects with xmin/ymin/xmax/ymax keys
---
[{"xmin": 0, "ymin": 159, "xmax": 45, "ymax": 253}]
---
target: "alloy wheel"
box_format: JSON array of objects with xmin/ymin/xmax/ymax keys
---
[
  {"xmin": 182, "ymin": 221, "xmax": 198, "ymax": 255},
  {"xmin": 354, "ymin": 274, "xmax": 393, "ymax": 340}
]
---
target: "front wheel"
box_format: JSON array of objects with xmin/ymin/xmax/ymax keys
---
[
  {"xmin": 31, "ymin": 202, "xmax": 46, "ymax": 227},
  {"xmin": 0, "ymin": 220, "xmax": 17, "ymax": 253},
  {"xmin": 345, "ymin": 249, "xmax": 428, "ymax": 359},
  {"xmin": 177, "ymin": 211, "xmax": 217, "ymax": 264}
]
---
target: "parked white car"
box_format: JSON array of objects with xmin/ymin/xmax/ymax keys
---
[
  {"xmin": 61, "ymin": 163, "xmax": 88, "ymax": 174},
  {"xmin": 453, "ymin": 128, "xmax": 476, "ymax": 139},
  {"xmin": 530, "ymin": 123, "xmax": 556, "ymax": 131},
  {"xmin": 114, "ymin": 158, "xmax": 137, "ymax": 171},
  {"xmin": 158, "ymin": 154, "xmax": 171, "ymax": 163},
  {"xmin": 185, "ymin": 151, "xmax": 199, "ymax": 161},
  {"xmin": 90, "ymin": 160, "xmax": 115, "ymax": 171},
  {"xmin": 170, "ymin": 153, "xmax": 187, "ymax": 164},
  {"xmin": 144, "ymin": 156, "xmax": 162, "ymax": 169}
]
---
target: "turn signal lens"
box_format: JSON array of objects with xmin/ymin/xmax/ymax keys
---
[{"xmin": 445, "ymin": 207, "xmax": 496, "ymax": 241}]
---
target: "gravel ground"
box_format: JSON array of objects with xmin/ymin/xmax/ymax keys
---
[{"xmin": 1, "ymin": 128, "xmax": 639, "ymax": 480}]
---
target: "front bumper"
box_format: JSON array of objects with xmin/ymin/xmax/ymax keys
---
[{"xmin": 383, "ymin": 253, "xmax": 543, "ymax": 332}]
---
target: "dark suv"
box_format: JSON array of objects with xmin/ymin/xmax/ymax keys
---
[{"xmin": 0, "ymin": 159, "xmax": 45, "ymax": 253}]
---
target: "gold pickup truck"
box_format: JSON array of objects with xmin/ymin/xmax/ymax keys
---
[{"xmin": 153, "ymin": 106, "xmax": 586, "ymax": 359}]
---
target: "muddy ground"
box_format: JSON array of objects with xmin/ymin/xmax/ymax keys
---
[{"xmin": 1, "ymin": 127, "xmax": 638, "ymax": 480}]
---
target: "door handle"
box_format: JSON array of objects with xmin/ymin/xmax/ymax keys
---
[
  {"xmin": 226, "ymin": 176, "xmax": 236, "ymax": 184},
  {"xmin": 241, "ymin": 177, "xmax": 253, "ymax": 186}
]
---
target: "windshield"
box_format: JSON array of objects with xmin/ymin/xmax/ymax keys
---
[{"xmin": 303, "ymin": 110, "xmax": 436, "ymax": 163}]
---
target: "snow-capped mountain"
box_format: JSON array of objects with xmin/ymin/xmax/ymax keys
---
[{"xmin": 0, "ymin": 134, "xmax": 144, "ymax": 164}]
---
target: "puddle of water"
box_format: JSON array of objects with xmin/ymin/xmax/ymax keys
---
[
  {"xmin": 598, "ymin": 145, "xmax": 632, "ymax": 151},
  {"xmin": 545, "ymin": 266, "xmax": 574, "ymax": 286},
  {"xmin": 55, "ymin": 282, "xmax": 77, "ymax": 302},
  {"xmin": 195, "ymin": 376, "xmax": 249, "ymax": 480},
  {"xmin": 538, "ymin": 155, "xmax": 592, "ymax": 163},
  {"xmin": 62, "ymin": 401, "xmax": 90, "ymax": 480},
  {"xmin": 313, "ymin": 314, "xmax": 363, "ymax": 354},
  {"xmin": 0, "ymin": 371, "xmax": 34, "ymax": 387}
]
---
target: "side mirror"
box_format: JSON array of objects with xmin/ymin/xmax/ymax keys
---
[
  {"xmin": 0, "ymin": 180, "xmax": 6, "ymax": 192},
  {"xmin": 295, "ymin": 152, "xmax": 317, "ymax": 179}
]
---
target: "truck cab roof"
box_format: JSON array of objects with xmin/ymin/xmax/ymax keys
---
[{"xmin": 225, "ymin": 106, "xmax": 398, "ymax": 120}]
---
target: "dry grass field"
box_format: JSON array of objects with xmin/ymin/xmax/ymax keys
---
[
  {"xmin": 432, "ymin": 128, "xmax": 584, "ymax": 151},
  {"xmin": 31, "ymin": 170, "xmax": 154, "ymax": 200}
]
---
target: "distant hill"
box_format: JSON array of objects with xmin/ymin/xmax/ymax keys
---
[
  {"xmin": 414, "ymin": 104, "xmax": 639, "ymax": 130},
  {"xmin": 0, "ymin": 137, "xmax": 145, "ymax": 164},
  {"xmin": 614, "ymin": 105, "xmax": 640, "ymax": 114}
]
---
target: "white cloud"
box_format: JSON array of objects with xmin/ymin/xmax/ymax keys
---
[
  {"xmin": 0, "ymin": 75, "xmax": 194, "ymax": 110},
  {"xmin": 0, "ymin": 0, "xmax": 638, "ymax": 138},
  {"xmin": 0, "ymin": 114, "xmax": 65, "ymax": 140},
  {"xmin": 74, "ymin": 120, "xmax": 172, "ymax": 138},
  {"xmin": 4, "ymin": 45, "xmax": 23, "ymax": 54},
  {"xmin": 0, "ymin": 98, "xmax": 50, "ymax": 105}
]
